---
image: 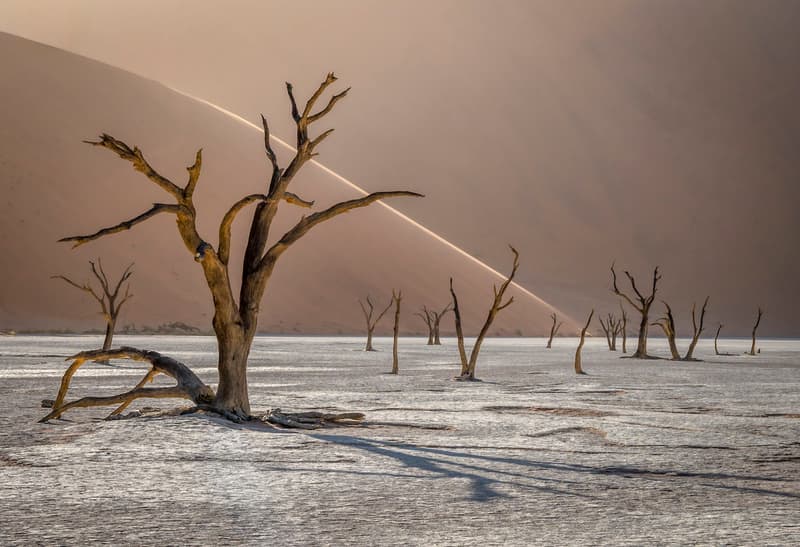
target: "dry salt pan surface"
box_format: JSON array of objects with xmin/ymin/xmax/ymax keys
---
[{"xmin": 1, "ymin": 335, "xmax": 798, "ymax": 546}]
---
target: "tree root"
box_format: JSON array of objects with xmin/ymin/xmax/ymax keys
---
[
  {"xmin": 39, "ymin": 347, "xmax": 214, "ymax": 422},
  {"xmin": 260, "ymin": 409, "xmax": 365, "ymax": 429}
]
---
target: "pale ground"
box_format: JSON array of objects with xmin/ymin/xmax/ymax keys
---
[{"xmin": 1, "ymin": 335, "xmax": 798, "ymax": 546}]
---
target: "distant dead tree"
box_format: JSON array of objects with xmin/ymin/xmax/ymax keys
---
[
  {"xmin": 653, "ymin": 298, "xmax": 709, "ymax": 361},
  {"xmin": 652, "ymin": 302, "xmax": 681, "ymax": 360},
  {"xmin": 598, "ymin": 313, "xmax": 622, "ymax": 351},
  {"xmin": 390, "ymin": 290, "xmax": 402, "ymax": 374},
  {"xmin": 714, "ymin": 323, "xmax": 723, "ymax": 355},
  {"xmin": 611, "ymin": 262, "xmax": 661, "ymax": 358},
  {"xmin": 618, "ymin": 302, "xmax": 628, "ymax": 354},
  {"xmin": 748, "ymin": 307, "xmax": 763, "ymax": 356},
  {"xmin": 53, "ymin": 260, "xmax": 134, "ymax": 353},
  {"xmin": 359, "ymin": 295, "xmax": 394, "ymax": 351},
  {"xmin": 682, "ymin": 297, "xmax": 709, "ymax": 361},
  {"xmin": 414, "ymin": 306, "xmax": 434, "ymax": 345},
  {"xmin": 546, "ymin": 313, "xmax": 563, "ymax": 349},
  {"xmin": 45, "ymin": 73, "xmax": 421, "ymax": 423},
  {"xmin": 450, "ymin": 246, "xmax": 519, "ymax": 381},
  {"xmin": 574, "ymin": 309, "xmax": 594, "ymax": 375},
  {"xmin": 431, "ymin": 302, "xmax": 453, "ymax": 345}
]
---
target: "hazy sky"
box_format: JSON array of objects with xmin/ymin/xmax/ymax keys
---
[{"xmin": 1, "ymin": 1, "xmax": 799, "ymax": 334}]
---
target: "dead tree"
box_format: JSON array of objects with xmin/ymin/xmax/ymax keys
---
[
  {"xmin": 52, "ymin": 260, "xmax": 134, "ymax": 353},
  {"xmin": 359, "ymin": 295, "xmax": 394, "ymax": 351},
  {"xmin": 390, "ymin": 290, "xmax": 402, "ymax": 374},
  {"xmin": 546, "ymin": 313, "xmax": 563, "ymax": 349},
  {"xmin": 652, "ymin": 302, "xmax": 681, "ymax": 360},
  {"xmin": 47, "ymin": 73, "xmax": 422, "ymax": 421},
  {"xmin": 714, "ymin": 323, "xmax": 723, "ymax": 356},
  {"xmin": 414, "ymin": 306, "xmax": 435, "ymax": 345},
  {"xmin": 431, "ymin": 302, "xmax": 453, "ymax": 345},
  {"xmin": 598, "ymin": 313, "xmax": 622, "ymax": 351},
  {"xmin": 749, "ymin": 307, "xmax": 763, "ymax": 356},
  {"xmin": 683, "ymin": 297, "xmax": 709, "ymax": 361},
  {"xmin": 611, "ymin": 262, "xmax": 661, "ymax": 358},
  {"xmin": 450, "ymin": 246, "xmax": 519, "ymax": 381},
  {"xmin": 574, "ymin": 309, "xmax": 594, "ymax": 375},
  {"xmin": 619, "ymin": 302, "xmax": 628, "ymax": 354}
]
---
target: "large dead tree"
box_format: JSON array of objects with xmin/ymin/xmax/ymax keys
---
[
  {"xmin": 611, "ymin": 262, "xmax": 661, "ymax": 358},
  {"xmin": 53, "ymin": 260, "xmax": 134, "ymax": 353},
  {"xmin": 47, "ymin": 73, "xmax": 422, "ymax": 421},
  {"xmin": 574, "ymin": 309, "xmax": 594, "ymax": 375},
  {"xmin": 390, "ymin": 290, "xmax": 401, "ymax": 375},
  {"xmin": 450, "ymin": 246, "xmax": 519, "ymax": 381},
  {"xmin": 431, "ymin": 302, "xmax": 453, "ymax": 345},
  {"xmin": 546, "ymin": 313, "xmax": 563, "ymax": 349},
  {"xmin": 415, "ymin": 306, "xmax": 435, "ymax": 345},
  {"xmin": 748, "ymin": 307, "xmax": 763, "ymax": 356},
  {"xmin": 682, "ymin": 297, "xmax": 709, "ymax": 361},
  {"xmin": 359, "ymin": 295, "xmax": 394, "ymax": 351}
]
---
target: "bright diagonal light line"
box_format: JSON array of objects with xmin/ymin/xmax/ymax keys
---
[{"xmin": 165, "ymin": 85, "xmax": 575, "ymax": 326}]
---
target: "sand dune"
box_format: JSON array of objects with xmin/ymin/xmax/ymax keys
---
[{"xmin": 0, "ymin": 33, "xmax": 567, "ymax": 336}]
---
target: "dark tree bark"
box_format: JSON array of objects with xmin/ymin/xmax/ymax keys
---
[
  {"xmin": 450, "ymin": 246, "xmax": 519, "ymax": 380},
  {"xmin": 749, "ymin": 307, "xmax": 763, "ymax": 356},
  {"xmin": 53, "ymin": 260, "xmax": 134, "ymax": 354},
  {"xmin": 652, "ymin": 301, "xmax": 681, "ymax": 360},
  {"xmin": 574, "ymin": 309, "xmax": 594, "ymax": 375},
  {"xmin": 390, "ymin": 290, "xmax": 402, "ymax": 374},
  {"xmin": 714, "ymin": 323, "xmax": 723, "ymax": 356},
  {"xmin": 52, "ymin": 73, "xmax": 422, "ymax": 421},
  {"xmin": 611, "ymin": 262, "xmax": 661, "ymax": 358},
  {"xmin": 683, "ymin": 297, "xmax": 709, "ymax": 361},
  {"xmin": 597, "ymin": 314, "xmax": 621, "ymax": 351},
  {"xmin": 431, "ymin": 302, "xmax": 453, "ymax": 345},
  {"xmin": 546, "ymin": 313, "xmax": 563, "ymax": 349},
  {"xmin": 359, "ymin": 295, "xmax": 394, "ymax": 351},
  {"xmin": 415, "ymin": 306, "xmax": 434, "ymax": 345},
  {"xmin": 619, "ymin": 302, "xmax": 628, "ymax": 354}
]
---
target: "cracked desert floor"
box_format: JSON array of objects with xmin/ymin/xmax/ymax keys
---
[{"xmin": 1, "ymin": 335, "xmax": 798, "ymax": 545}]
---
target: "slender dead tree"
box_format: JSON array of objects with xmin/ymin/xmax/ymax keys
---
[
  {"xmin": 683, "ymin": 296, "xmax": 709, "ymax": 361},
  {"xmin": 450, "ymin": 246, "xmax": 519, "ymax": 381},
  {"xmin": 390, "ymin": 290, "xmax": 402, "ymax": 374},
  {"xmin": 359, "ymin": 295, "xmax": 394, "ymax": 351},
  {"xmin": 52, "ymin": 260, "xmax": 134, "ymax": 353},
  {"xmin": 611, "ymin": 262, "xmax": 661, "ymax": 358},
  {"xmin": 597, "ymin": 313, "xmax": 621, "ymax": 351},
  {"xmin": 546, "ymin": 313, "xmax": 563, "ymax": 349},
  {"xmin": 431, "ymin": 302, "xmax": 453, "ymax": 345},
  {"xmin": 652, "ymin": 301, "xmax": 681, "ymax": 360},
  {"xmin": 714, "ymin": 323, "xmax": 723, "ymax": 356},
  {"xmin": 47, "ymin": 73, "xmax": 422, "ymax": 422},
  {"xmin": 619, "ymin": 302, "xmax": 628, "ymax": 354},
  {"xmin": 749, "ymin": 307, "xmax": 763, "ymax": 356},
  {"xmin": 414, "ymin": 306, "xmax": 435, "ymax": 345},
  {"xmin": 574, "ymin": 309, "xmax": 594, "ymax": 375}
]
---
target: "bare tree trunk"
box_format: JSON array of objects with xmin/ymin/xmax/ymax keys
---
[
  {"xmin": 415, "ymin": 307, "xmax": 434, "ymax": 345},
  {"xmin": 546, "ymin": 313, "xmax": 562, "ymax": 349},
  {"xmin": 611, "ymin": 263, "xmax": 661, "ymax": 358},
  {"xmin": 365, "ymin": 329, "xmax": 374, "ymax": 352},
  {"xmin": 683, "ymin": 297, "xmax": 709, "ymax": 361},
  {"xmin": 451, "ymin": 246, "xmax": 519, "ymax": 380},
  {"xmin": 748, "ymin": 307, "xmax": 763, "ymax": 356},
  {"xmin": 360, "ymin": 295, "xmax": 393, "ymax": 352},
  {"xmin": 598, "ymin": 317, "xmax": 613, "ymax": 350},
  {"xmin": 431, "ymin": 303, "xmax": 452, "ymax": 345},
  {"xmin": 214, "ymin": 324, "xmax": 252, "ymax": 417},
  {"xmin": 619, "ymin": 302, "xmax": 628, "ymax": 354},
  {"xmin": 653, "ymin": 301, "xmax": 681, "ymax": 360},
  {"xmin": 391, "ymin": 290, "xmax": 401, "ymax": 374},
  {"xmin": 574, "ymin": 309, "xmax": 594, "ymax": 375},
  {"xmin": 714, "ymin": 323, "xmax": 723, "ymax": 356}
]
